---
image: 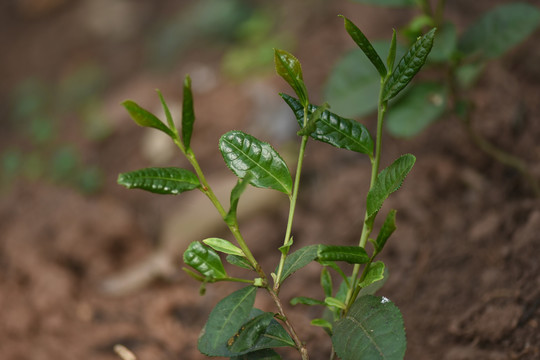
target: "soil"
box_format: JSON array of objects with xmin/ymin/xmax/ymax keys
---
[{"xmin": 2, "ymin": 1, "xmax": 540, "ymax": 359}]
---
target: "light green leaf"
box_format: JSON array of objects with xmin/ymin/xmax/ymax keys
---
[
  {"xmin": 366, "ymin": 154, "xmax": 415, "ymax": 219},
  {"xmin": 386, "ymin": 82, "xmax": 447, "ymax": 138},
  {"xmin": 278, "ymin": 245, "xmax": 318, "ymax": 283},
  {"xmin": 332, "ymin": 295, "xmax": 406, "ymax": 360},
  {"xmin": 203, "ymin": 238, "xmax": 245, "ymax": 257},
  {"xmin": 311, "ymin": 318, "xmax": 333, "ymax": 332},
  {"xmin": 340, "ymin": 15, "xmax": 386, "ymax": 78},
  {"xmin": 358, "ymin": 264, "xmax": 388, "ymax": 297},
  {"xmin": 220, "ymin": 131, "xmax": 292, "ymax": 194},
  {"xmin": 281, "ymin": 94, "xmax": 374, "ymax": 156},
  {"xmin": 350, "ymin": 0, "xmax": 415, "ymax": 6},
  {"xmin": 182, "ymin": 75, "xmax": 195, "ymax": 150},
  {"xmin": 122, "ymin": 100, "xmax": 176, "ymax": 139},
  {"xmin": 157, "ymin": 90, "xmax": 176, "ymax": 136},
  {"xmin": 358, "ymin": 261, "xmax": 386, "ymax": 289},
  {"xmin": 226, "ymin": 174, "xmax": 254, "ymax": 225},
  {"xmin": 382, "ymin": 28, "xmax": 436, "ymax": 101},
  {"xmin": 324, "ymin": 297, "xmax": 346, "ymax": 310},
  {"xmin": 198, "ymin": 286, "xmax": 256, "ymax": 356},
  {"xmin": 321, "ymin": 267, "xmax": 333, "ymax": 298},
  {"xmin": 290, "ymin": 297, "xmax": 326, "ymax": 306},
  {"xmin": 183, "ymin": 241, "xmax": 227, "ymax": 280},
  {"xmin": 117, "ymin": 167, "xmax": 200, "ymax": 195},
  {"xmin": 458, "ymin": 3, "xmax": 540, "ymax": 59},
  {"xmin": 274, "ymin": 49, "xmax": 309, "ymax": 106},
  {"xmin": 324, "ymin": 42, "xmax": 406, "ymax": 118},
  {"xmin": 317, "ymin": 245, "xmax": 370, "ymax": 264}
]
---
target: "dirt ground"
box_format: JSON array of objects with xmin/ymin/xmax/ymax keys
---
[{"xmin": 2, "ymin": 1, "xmax": 540, "ymax": 359}]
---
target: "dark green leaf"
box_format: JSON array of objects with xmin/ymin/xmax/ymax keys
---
[
  {"xmin": 332, "ymin": 295, "xmax": 406, "ymax": 360},
  {"xmin": 371, "ymin": 210, "xmax": 396, "ymax": 254},
  {"xmin": 122, "ymin": 100, "xmax": 176, "ymax": 139},
  {"xmin": 183, "ymin": 241, "xmax": 227, "ymax": 280},
  {"xmin": 220, "ymin": 131, "xmax": 292, "ymax": 194},
  {"xmin": 321, "ymin": 267, "xmax": 333, "ymax": 298},
  {"xmin": 278, "ymin": 245, "xmax": 318, "ymax": 283},
  {"xmin": 228, "ymin": 312, "xmax": 274, "ymax": 353},
  {"xmin": 297, "ymin": 102, "xmax": 329, "ymax": 136},
  {"xmin": 203, "ymin": 238, "xmax": 245, "ymax": 257},
  {"xmin": 324, "ymin": 42, "xmax": 406, "ymax": 118},
  {"xmin": 458, "ymin": 3, "xmax": 540, "ymax": 59},
  {"xmin": 274, "ymin": 49, "xmax": 309, "ymax": 106},
  {"xmin": 281, "ymin": 94, "xmax": 374, "ymax": 156},
  {"xmin": 317, "ymin": 245, "xmax": 370, "ymax": 264},
  {"xmin": 117, "ymin": 167, "xmax": 200, "ymax": 195},
  {"xmin": 198, "ymin": 286, "xmax": 256, "ymax": 357},
  {"xmin": 230, "ymin": 348, "xmax": 281, "ymax": 360},
  {"xmin": 227, "ymin": 254, "xmax": 254, "ymax": 270},
  {"xmin": 350, "ymin": 0, "xmax": 415, "ymax": 6},
  {"xmin": 290, "ymin": 297, "xmax": 326, "ymax": 306},
  {"xmin": 182, "ymin": 75, "xmax": 195, "ymax": 150},
  {"xmin": 386, "ymin": 82, "xmax": 447, "ymax": 138},
  {"xmin": 387, "ymin": 29, "xmax": 397, "ymax": 71},
  {"xmin": 340, "ymin": 15, "xmax": 386, "ymax": 78},
  {"xmin": 366, "ymin": 154, "xmax": 415, "ymax": 220},
  {"xmin": 382, "ymin": 28, "xmax": 436, "ymax": 101}
]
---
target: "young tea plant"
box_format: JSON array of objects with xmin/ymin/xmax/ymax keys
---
[{"xmin": 117, "ymin": 16, "xmax": 435, "ymax": 360}]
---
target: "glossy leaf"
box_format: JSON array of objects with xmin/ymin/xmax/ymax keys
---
[
  {"xmin": 386, "ymin": 82, "xmax": 447, "ymax": 138},
  {"xmin": 228, "ymin": 312, "xmax": 275, "ymax": 353},
  {"xmin": 281, "ymin": 94, "xmax": 374, "ymax": 156},
  {"xmin": 382, "ymin": 28, "xmax": 436, "ymax": 102},
  {"xmin": 122, "ymin": 100, "xmax": 176, "ymax": 139},
  {"xmin": 290, "ymin": 297, "xmax": 325, "ymax": 306},
  {"xmin": 324, "ymin": 42, "xmax": 406, "ymax": 118},
  {"xmin": 278, "ymin": 245, "xmax": 318, "ymax": 283},
  {"xmin": 366, "ymin": 154, "xmax": 415, "ymax": 220},
  {"xmin": 227, "ymin": 254, "xmax": 254, "ymax": 270},
  {"xmin": 117, "ymin": 167, "xmax": 200, "ymax": 195},
  {"xmin": 371, "ymin": 210, "xmax": 396, "ymax": 254},
  {"xmin": 340, "ymin": 15, "xmax": 386, "ymax": 78},
  {"xmin": 220, "ymin": 131, "xmax": 292, "ymax": 194},
  {"xmin": 198, "ymin": 286, "xmax": 256, "ymax": 357},
  {"xmin": 182, "ymin": 75, "xmax": 195, "ymax": 150},
  {"xmin": 274, "ymin": 49, "xmax": 308, "ymax": 106},
  {"xmin": 333, "ymin": 295, "xmax": 406, "ymax": 360},
  {"xmin": 230, "ymin": 349, "xmax": 281, "ymax": 360},
  {"xmin": 458, "ymin": 3, "xmax": 540, "ymax": 59},
  {"xmin": 203, "ymin": 238, "xmax": 245, "ymax": 257},
  {"xmin": 183, "ymin": 241, "xmax": 227, "ymax": 280},
  {"xmin": 350, "ymin": 0, "xmax": 415, "ymax": 6},
  {"xmin": 317, "ymin": 245, "xmax": 370, "ymax": 264}
]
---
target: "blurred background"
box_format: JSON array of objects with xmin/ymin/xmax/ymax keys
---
[{"xmin": 1, "ymin": 0, "xmax": 540, "ymax": 359}]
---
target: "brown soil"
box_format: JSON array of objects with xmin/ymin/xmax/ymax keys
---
[{"xmin": 2, "ymin": 1, "xmax": 540, "ymax": 359}]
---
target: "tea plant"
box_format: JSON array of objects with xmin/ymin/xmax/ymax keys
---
[
  {"xmin": 327, "ymin": 1, "xmax": 540, "ymax": 195},
  {"xmin": 118, "ymin": 16, "xmax": 435, "ymax": 360}
]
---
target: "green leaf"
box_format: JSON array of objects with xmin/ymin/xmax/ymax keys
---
[
  {"xmin": 274, "ymin": 49, "xmax": 308, "ymax": 106},
  {"xmin": 317, "ymin": 245, "xmax": 370, "ymax": 264},
  {"xmin": 182, "ymin": 75, "xmax": 195, "ymax": 150},
  {"xmin": 366, "ymin": 154, "xmax": 415, "ymax": 220},
  {"xmin": 122, "ymin": 100, "xmax": 176, "ymax": 139},
  {"xmin": 324, "ymin": 297, "xmax": 346, "ymax": 310},
  {"xmin": 382, "ymin": 28, "xmax": 436, "ymax": 102},
  {"xmin": 228, "ymin": 312, "xmax": 275, "ymax": 353},
  {"xmin": 226, "ymin": 174, "xmax": 254, "ymax": 225},
  {"xmin": 311, "ymin": 318, "xmax": 333, "ymax": 332},
  {"xmin": 117, "ymin": 167, "xmax": 200, "ymax": 195},
  {"xmin": 321, "ymin": 267, "xmax": 333, "ymax": 298},
  {"xmin": 203, "ymin": 238, "xmax": 245, "ymax": 257},
  {"xmin": 358, "ymin": 263, "xmax": 388, "ymax": 297},
  {"xmin": 387, "ymin": 29, "xmax": 397, "ymax": 71},
  {"xmin": 278, "ymin": 245, "xmax": 318, "ymax": 283},
  {"xmin": 290, "ymin": 297, "xmax": 325, "ymax": 306},
  {"xmin": 324, "ymin": 42, "xmax": 406, "ymax": 118},
  {"xmin": 340, "ymin": 15, "xmax": 386, "ymax": 78},
  {"xmin": 278, "ymin": 236, "xmax": 293, "ymax": 256},
  {"xmin": 220, "ymin": 131, "xmax": 292, "ymax": 195},
  {"xmin": 332, "ymin": 295, "xmax": 406, "ymax": 360},
  {"xmin": 198, "ymin": 286, "xmax": 257, "ymax": 357},
  {"xmin": 429, "ymin": 22, "xmax": 457, "ymax": 63},
  {"xmin": 371, "ymin": 210, "xmax": 396, "ymax": 254},
  {"xmin": 230, "ymin": 349, "xmax": 281, "ymax": 360},
  {"xmin": 385, "ymin": 82, "xmax": 447, "ymax": 138},
  {"xmin": 281, "ymin": 94, "xmax": 374, "ymax": 156},
  {"xmin": 157, "ymin": 90, "xmax": 176, "ymax": 135},
  {"xmin": 297, "ymin": 102, "xmax": 330, "ymax": 136},
  {"xmin": 350, "ymin": 0, "xmax": 415, "ymax": 6},
  {"xmin": 227, "ymin": 254, "xmax": 254, "ymax": 270},
  {"xmin": 458, "ymin": 3, "xmax": 540, "ymax": 59},
  {"xmin": 183, "ymin": 241, "xmax": 227, "ymax": 280}
]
